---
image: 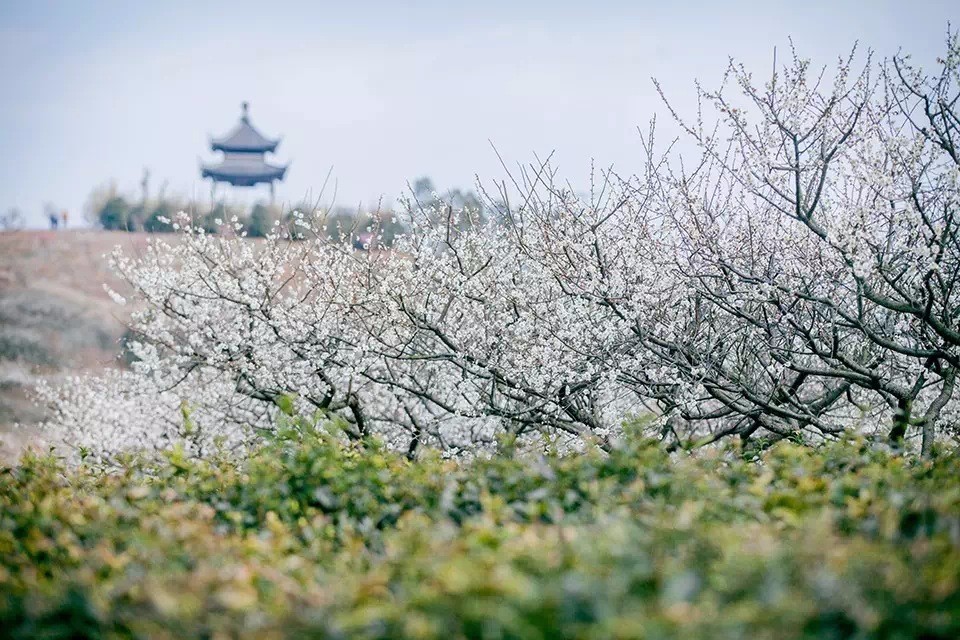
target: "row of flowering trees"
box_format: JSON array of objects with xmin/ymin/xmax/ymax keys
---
[{"xmin": 41, "ymin": 32, "xmax": 960, "ymax": 460}]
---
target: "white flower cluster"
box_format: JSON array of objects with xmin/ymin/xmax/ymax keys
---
[{"xmin": 42, "ymin": 31, "xmax": 960, "ymax": 459}]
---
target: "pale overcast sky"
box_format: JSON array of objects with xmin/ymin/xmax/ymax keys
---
[{"xmin": 1, "ymin": 0, "xmax": 958, "ymax": 227}]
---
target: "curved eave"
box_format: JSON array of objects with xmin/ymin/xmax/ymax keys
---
[
  {"xmin": 210, "ymin": 138, "xmax": 280, "ymax": 153},
  {"xmin": 201, "ymin": 164, "xmax": 288, "ymax": 187}
]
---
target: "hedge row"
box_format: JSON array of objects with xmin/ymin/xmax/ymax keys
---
[{"xmin": 1, "ymin": 422, "xmax": 959, "ymax": 638}]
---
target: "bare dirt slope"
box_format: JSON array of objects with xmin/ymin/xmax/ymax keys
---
[{"xmin": 0, "ymin": 230, "xmax": 151, "ymax": 460}]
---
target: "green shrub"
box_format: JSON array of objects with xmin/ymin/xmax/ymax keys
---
[{"xmin": 1, "ymin": 427, "xmax": 958, "ymax": 638}]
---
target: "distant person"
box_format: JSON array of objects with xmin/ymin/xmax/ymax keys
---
[
  {"xmin": 49, "ymin": 213, "xmax": 59, "ymax": 230},
  {"xmin": 61, "ymin": 210, "xmax": 68, "ymax": 228}
]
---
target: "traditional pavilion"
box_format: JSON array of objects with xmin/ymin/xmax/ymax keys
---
[{"xmin": 201, "ymin": 102, "xmax": 288, "ymax": 200}]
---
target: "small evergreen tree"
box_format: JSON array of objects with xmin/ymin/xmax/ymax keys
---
[
  {"xmin": 97, "ymin": 197, "xmax": 130, "ymax": 231},
  {"xmin": 143, "ymin": 203, "xmax": 175, "ymax": 233},
  {"xmin": 246, "ymin": 203, "xmax": 274, "ymax": 238}
]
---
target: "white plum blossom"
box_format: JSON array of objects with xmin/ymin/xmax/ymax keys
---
[{"xmin": 40, "ymin": 30, "xmax": 960, "ymax": 460}]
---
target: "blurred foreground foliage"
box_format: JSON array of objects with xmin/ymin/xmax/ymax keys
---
[{"xmin": 1, "ymin": 423, "xmax": 958, "ymax": 639}]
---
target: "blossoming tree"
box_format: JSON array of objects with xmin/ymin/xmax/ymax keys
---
[{"xmin": 41, "ymin": 30, "xmax": 960, "ymax": 460}]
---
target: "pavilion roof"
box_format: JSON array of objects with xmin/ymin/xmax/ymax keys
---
[{"xmin": 210, "ymin": 102, "xmax": 280, "ymax": 153}]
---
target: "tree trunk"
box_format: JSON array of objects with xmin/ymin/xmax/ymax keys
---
[
  {"xmin": 918, "ymin": 368, "xmax": 955, "ymax": 459},
  {"xmin": 921, "ymin": 420, "xmax": 934, "ymax": 459},
  {"xmin": 888, "ymin": 397, "xmax": 912, "ymax": 446}
]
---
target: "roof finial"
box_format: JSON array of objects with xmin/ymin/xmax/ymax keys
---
[{"xmin": 241, "ymin": 101, "xmax": 249, "ymax": 121}]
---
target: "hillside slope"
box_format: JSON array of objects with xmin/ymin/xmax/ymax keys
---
[{"xmin": 0, "ymin": 230, "xmax": 149, "ymax": 459}]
